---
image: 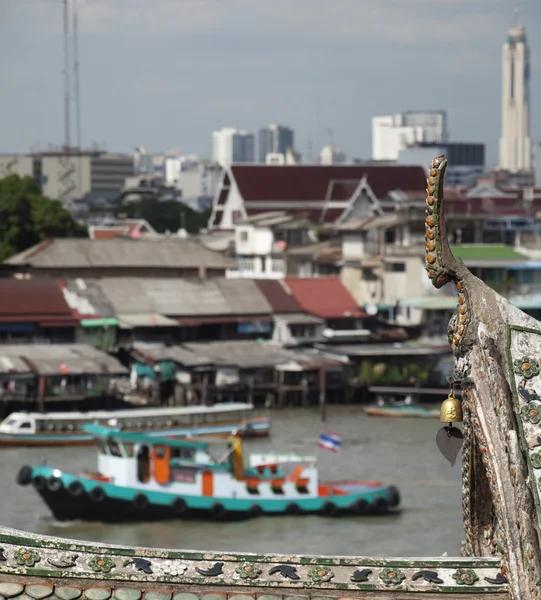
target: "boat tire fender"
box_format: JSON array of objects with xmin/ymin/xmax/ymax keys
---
[
  {"xmin": 373, "ymin": 497, "xmax": 389, "ymax": 514},
  {"xmin": 32, "ymin": 474, "xmax": 46, "ymax": 491},
  {"xmin": 133, "ymin": 493, "xmax": 149, "ymax": 510},
  {"xmin": 285, "ymin": 502, "xmax": 301, "ymax": 515},
  {"xmin": 67, "ymin": 480, "xmax": 85, "ymax": 497},
  {"xmin": 321, "ymin": 501, "xmax": 338, "ymax": 517},
  {"xmin": 248, "ymin": 503, "xmax": 263, "ymax": 518},
  {"xmin": 47, "ymin": 475, "xmax": 63, "ymax": 492},
  {"xmin": 210, "ymin": 502, "xmax": 227, "ymax": 520},
  {"xmin": 90, "ymin": 486, "xmax": 106, "ymax": 503},
  {"xmin": 354, "ymin": 499, "xmax": 370, "ymax": 514},
  {"xmin": 17, "ymin": 465, "xmax": 33, "ymax": 486},
  {"xmin": 388, "ymin": 485, "xmax": 401, "ymax": 508},
  {"xmin": 172, "ymin": 498, "xmax": 187, "ymax": 515}
]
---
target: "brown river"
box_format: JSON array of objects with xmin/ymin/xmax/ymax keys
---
[{"xmin": 2, "ymin": 406, "xmax": 462, "ymax": 557}]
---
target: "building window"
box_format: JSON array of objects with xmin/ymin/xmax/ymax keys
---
[
  {"xmin": 239, "ymin": 230, "xmax": 249, "ymax": 242},
  {"xmin": 385, "ymin": 262, "xmax": 406, "ymax": 273},
  {"xmin": 271, "ymin": 258, "xmax": 284, "ymax": 273},
  {"xmin": 232, "ymin": 210, "xmax": 242, "ymax": 224},
  {"xmin": 239, "ymin": 257, "xmax": 255, "ymax": 272}
]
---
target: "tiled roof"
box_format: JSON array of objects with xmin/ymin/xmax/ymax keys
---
[
  {"xmin": 0, "ymin": 279, "xmax": 78, "ymax": 326},
  {"xmin": 231, "ymin": 165, "xmax": 426, "ymax": 202},
  {"xmin": 4, "ymin": 238, "xmax": 235, "ymax": 270},
  {"xmin": 255, "ymin": 280, "xmax": 303, "ymax": 313},
  {"xmin": 88, "ymin": 219, "xmax": 157, "ymax": 240},
  {"xmin": 284, "ymin": 277, "xmax": 367, "ymax": 319}
]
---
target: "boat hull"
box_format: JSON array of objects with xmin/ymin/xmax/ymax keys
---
[
  {"xmin": 20, "ymin": 466, "xmax": 400, "ymax": 522},
  {"xmin": 364, "ymin": 406, "xmax": 439, "ymax": 418},
  {"xmin": 0, "ymin": 417, "xmax": 270, "ymax": 447}
]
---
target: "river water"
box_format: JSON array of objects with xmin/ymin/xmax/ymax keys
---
[{"xmin": 3, "ymin": 406, "xmax": 463, "ymax": 557}]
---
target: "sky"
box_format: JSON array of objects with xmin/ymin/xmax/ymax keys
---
[{"xmin": 1, "ymin": 0, "xmax": 540, "ymax": 166}]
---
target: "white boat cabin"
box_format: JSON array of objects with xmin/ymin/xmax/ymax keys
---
[{"xmin": 87, "ymin": 425, "xmax": 320, "ymax": 501}]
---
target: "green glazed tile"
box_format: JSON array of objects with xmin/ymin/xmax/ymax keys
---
[
  {"xmin": 256, "ymin": 596, "xmax": 281, "ymax": 600},
  {"xmin": 26, "ymin": 587, "xmax": 53, "ymax": 600},
  {"xmin": 229, "ymin": 596, "xmax": 254, "ymax": 600},
  {"xmin": 173, "ymin": 595, "xmax": 199, "ymax": 600},
  {"xmin": 114, "ymin": 591, "xmax": 141, "ymax": 600},
  {"xmin": 84, "ymin": 590, "xmax": 111, "ymax": 600},
  {"xmin": 55, "ymin": 588, "xmax": 82, "ymax": 600},
  {"xmin": 0, "ymin": 585, "xmax": 24, "ymax": 598},
  {"xmin": 145, "ymin": 593, "xmax": 171, "ymax": 600},
  {"xmin": 200, "ymin": 595, "xmax": 225, "ymax": 600}
]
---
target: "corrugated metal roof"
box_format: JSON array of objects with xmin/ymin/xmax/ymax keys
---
[
  {"xmin": 0, "ymin": 279, "xmax": 77, "ymax": 324},
  {"xmin": 132, "ymin": 343, "xmax": 211, "ymax": 368},
  {"xmin": 5, "ymin": 238, "xmax": 235, "ymax": 269},
  {"xmin": 336, "ymin": 215, "xmax": 401, "ymax": 231},
  {"xmin": 118, "ymin": 314, "xmax": 180, "ymax": 328},
  {"xmin": 274, "ymin": 313, "xmax": 324, "ymax": 325},
  {"xmin": 61, "ymin": 278, "xmax": 116, "ymax": 318},
  {"xmin": 183, "ymin": 341, "xmax": 296, "ymax": 369},
  {"xmin": 284, "ymin": 277, "xmax": 367, "ymax": 319},
  {"xmin": 0, "ymin": 344, "xmax": 127, "ymax": 375},
  {"xmin": 97, "ymin": 278, "xmax": 272, "ymax": 318},
  {"xmin": 0, "ymin": 354, "xmax": 32, "ymax": 375}
]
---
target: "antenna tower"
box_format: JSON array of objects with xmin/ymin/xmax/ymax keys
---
[
  {"xmin": 73, "ymin": 0, "xmax": 82, "ymax": 152},
  {"xmin": 513, "ymin": 0, "xmax": 519, "ymax": 26},
  {"xmin": 63, "ymin": 0, "xmax": 71, "ymax": 151}
]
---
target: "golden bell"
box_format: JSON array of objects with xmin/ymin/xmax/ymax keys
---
[{"xmin": 440, "ymin": 392, "xmax": 463, "ymax": 423}]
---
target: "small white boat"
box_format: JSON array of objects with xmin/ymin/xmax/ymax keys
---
[{"xmin": 0, "ymin": 402, "xmax": 270, "ymax": 447}]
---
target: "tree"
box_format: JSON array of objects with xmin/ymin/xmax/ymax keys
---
[
  {"xmin": 114, "ymin": 197, "xmax": 211, "ymax": 234},
  {"xmin": 0, "ymin": 174, "xmax": 87, "ymax": 262}
]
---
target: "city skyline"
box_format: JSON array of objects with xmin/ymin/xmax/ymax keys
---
[{"xmin": 1, "ymin": 0, "xmax": 540, "ymax": 166}]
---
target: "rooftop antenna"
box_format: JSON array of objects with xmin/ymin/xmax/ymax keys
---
[
  {"xmin": 73, "ymin": 0, "xmax": 82, "ymax": 194},
  {"xmin": 513, "ymin": 0, "xmax": 519, "ymax": 26},
  {"xmin": 73, "ymin": 0, "xmax": 82, "ymax": 152},
  {"xmin": 62, "ymin": 0, "xmax": 71, "ymax": 152}
]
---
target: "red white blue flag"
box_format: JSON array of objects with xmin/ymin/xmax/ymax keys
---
[{"xmin": 318, "ymin": 430, "xmax": 341, "ymax": 453}]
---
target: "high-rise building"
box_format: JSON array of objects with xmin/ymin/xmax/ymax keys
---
[
  {"xmin": 212, "ymin": 128, "xmax": 255, "ymax": 167},
  {"xmin": 319, "ymin": 145, "xmax": 347, "ymax": 165},
  {"xmin": 499, "ymin": 25, "xmax": 532, "ymax": 173},
  {"xmin": 372, "ymin": 111, "xmax": 448, "ymax": 161},
  {"xmin": 258, "ymin": 125, "xmax": 294, "ymax": 163}
]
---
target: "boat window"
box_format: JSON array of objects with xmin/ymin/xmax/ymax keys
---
[
  {"xmin": 4, "ymin": 418, "xmax": 17, "ymax": 426},
  {"xmin": 96, "ymin": 440, "xmax": 108, "ymax": 455},
  {"xmin": 171, "ymin": 467, "xmax": 196, "ymax": 483},
  {"xmin": 170, "ymin": 447, "xmax": 195, "ymax": 461},
  {"xmin": 155, "ymin": 446, "xmax": 166, "ymax": 459},
  {"xmin": 246, "ymin": 485, "xmax": 259, "ymax": 495},
  {"xmin": 18, "ymin": 421, "xmax": 32, "ymax": 430},
  {"xmin": 137, "ymin": 445, "xmax": 151, "ymax": 483},
  {"xmin": 271, "ymin": 484, "xmax": 284, "ymax": 495},
  {"xmin": 124, "ymin": 443, "xmax": 134, "ymax": 457},
  {"xmin": 296, "ymin": 480, "xmax": 309, "ymax": 494},
  {"xmin": 106, "ymin": 438, "xmax": 122, "ymax": 457}
]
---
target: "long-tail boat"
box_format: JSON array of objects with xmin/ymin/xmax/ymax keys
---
[{"xmin": 3, "ymin": 154, "xmax": 539, "ymax": 598}]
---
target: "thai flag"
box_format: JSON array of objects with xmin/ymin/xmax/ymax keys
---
[{"xmin": 318, "ymin": 430, "xmax": 341, "ymax": 453}]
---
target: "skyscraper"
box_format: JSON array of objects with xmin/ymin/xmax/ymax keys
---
[
  {"xmin": 212, "ymin": 128, "xmax": 255, "ymax": 167},
  {"xmin": 499, "ymin": 25, "xmax": 532, "ymax": 173},
  {"xmin": 258, "ymin": 125, "xmax": 294, "ymax": 163}
]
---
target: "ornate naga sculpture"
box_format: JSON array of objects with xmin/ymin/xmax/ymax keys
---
[
  {"xmin": 426, "ymin": 154, "xmax": 541, "ymax": 599},
  {"xmin": 0, "ymin": 153, "xmax": 537, "ymax": 599}
]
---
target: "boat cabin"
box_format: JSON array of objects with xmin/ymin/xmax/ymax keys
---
[{"xmin": 84, "ymin": 425, "xmax": 319, "ymax": 501}]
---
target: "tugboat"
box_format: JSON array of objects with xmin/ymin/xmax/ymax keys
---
[{"xmin": 17, "ymin": 424, "xmax": 400, "ymax": 521}]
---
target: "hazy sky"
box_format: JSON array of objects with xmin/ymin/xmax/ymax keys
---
[{"xmin": 1, "ymin": 0, "xmax": 540, "ymax": 166}]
